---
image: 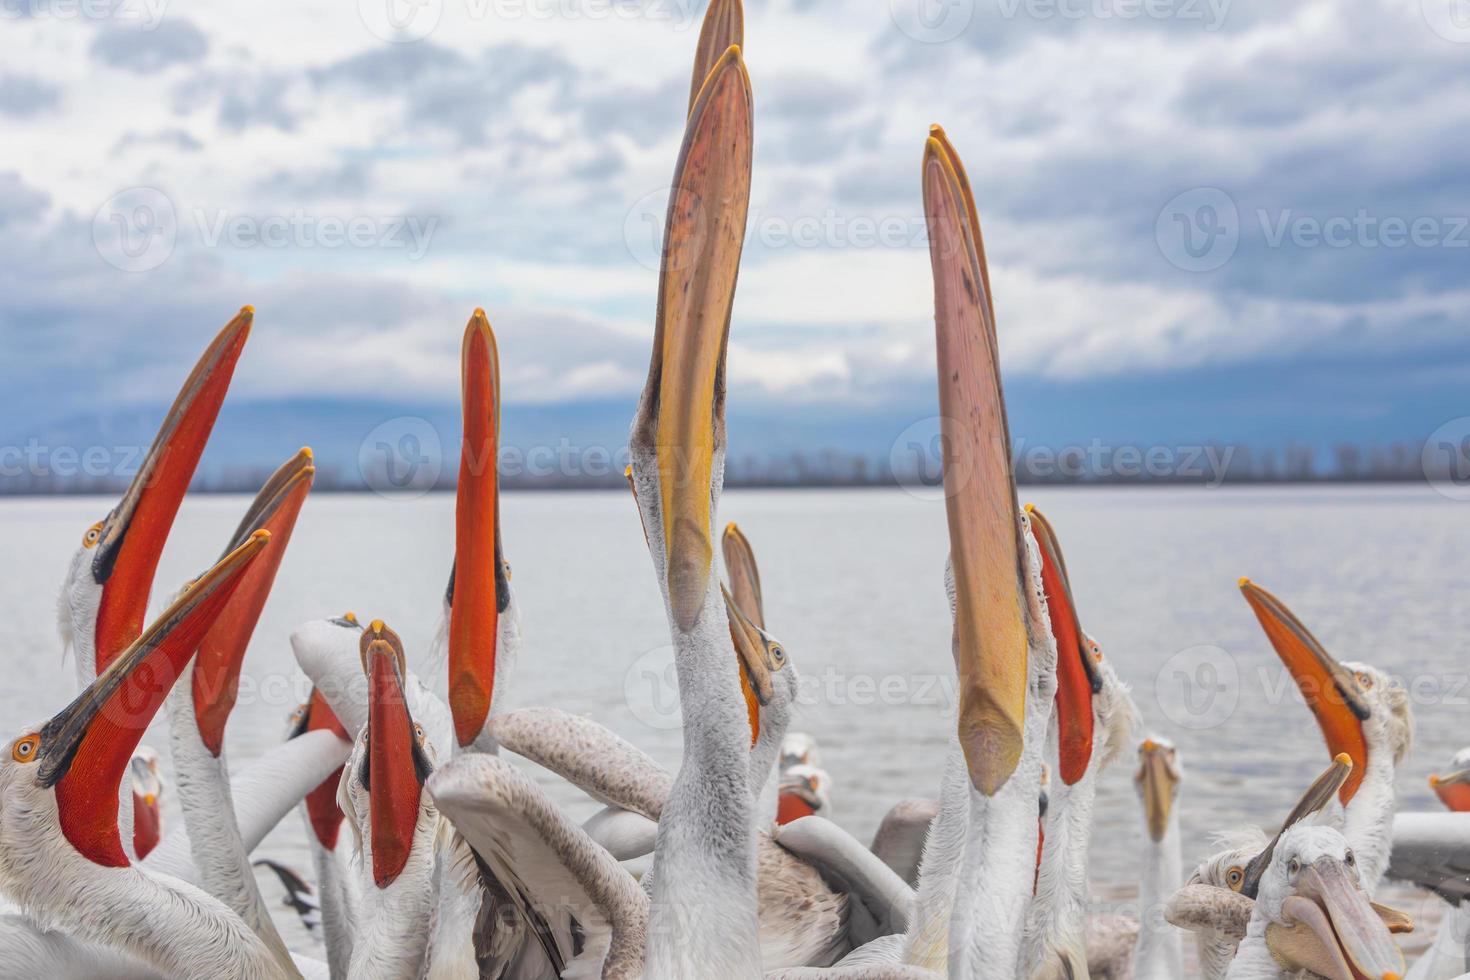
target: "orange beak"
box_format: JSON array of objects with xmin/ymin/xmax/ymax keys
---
[
  {"xmin": 364, "ymin": 623, "xmax": 429, "ymax": 888},
  {"xmin": 93, "ymin": 308, "xmax": 252, "ymax": 674},
  {"xmin": 924, "ymin": 129, "xmax": 1029, "ymax": 796},
  {"xmin": 1239, "ymin": 579, "xmax": 1370, "ymax": 803},
  {"xmin": 447, "ymin": 310, "xmax": 506, "ymax": 749},
  {"xmin": 43, "ymin": 531, "xmax": 270, "ymax": 867},
  {"xmin": 1430, "ymin": 769, "xmax": 1470, "ymax": 812},
  {"xmin": 1026, "ymin": 505, "xmax": 1101, "ymax": 786},
  {"xmin": 293, "ymin": 688, "xmax": 352, "ymax": 850},
  {"xmin": 192, "ymin": 449, "xmax": 314, "ymax": 756}
]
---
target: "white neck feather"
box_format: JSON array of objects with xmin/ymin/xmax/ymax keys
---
[
  {"xmin": 902, "ymin": 740, "xmax": 972, "ymax": 972},
  {"xmin": 1342, "ymin": 744, "xmax": 1396, "ymax": 895},
  {"xmin": 303, "ymin": 817, "xmax": 356, "ymax": 980},
  {"xmin": 1024, "ymin": 763, "xmax": 1095, "ymax": 977},
  {"xmin": 1224, "ymin": 917, "xmax": 1287, "ymax": 979},
  {"xmin": 1132, "ymin": 809, "xmax": 1183, "ymax": 980}
]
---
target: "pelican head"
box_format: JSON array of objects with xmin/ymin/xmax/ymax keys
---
[
  {"xmin": 59, "ymin": 309, "xmax": 252, "ymax": 684},
  {"xmin": 1, "ymin": 532, "xmax": 268, "ymax": 877},
  {"xmin": 342, "ymin": 621, "xmax": 438, "ymax": 890},
  {"xmin": 1248, "ymin": 825, "xmax": 1405, "ymax": 980},
  {"xmin": 129, "ymin": 746, "xmax": 164, "ymax": 860},
  {"xmin": 776, "ymin": 763, "xmax": 831, "ymax": 824},
  {"xmin": 627, "ymin": 46, "xmax": 753, "ymax": 636},
  {"xmin": 1134, "ymin": 737, "xmax": 1183, "ymax": 843},
  {"xmin": 1240, "ymin": 580, "xmax": 1412, "ymax": 803},
  {"xmin": 1429, "ymin": 746, "xmax": 1470, "ymax": 812},
  {"xmin": 780, "ymin": 732, "xmax": 820, "ymax": 773}
]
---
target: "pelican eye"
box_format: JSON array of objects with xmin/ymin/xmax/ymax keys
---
[
  {"xmin": 413, "ymin": 724, "xmax": 426, "ymax": 744},
  {"xmin": 1226, "ymin": 866, "xmax": 1244, "ymax": 890},
  {"xmin": 11, "ymin": 734, "xmax": 40, "ymax": 764},
  {"xmin": 82, "ymin": 522, "xmax": 103, "ymax": 549},
  {"xmin": 1354, "ymin": 671, "xmax": 1374, "ymax": 690},
  {"xmin": 770, "ymin": 645, "xmax": 786, "ymax": 669},
  {"xmin": 1344, "ymin": 850, "xmax": 1355, "ymax": 866},
  {"xmin": 503, "ymin": 561, "xmax": 513, "ymax": 582},
  {"xmin": 1287, "ymin": 858, "xmax": 1301, "ymax": 877}
]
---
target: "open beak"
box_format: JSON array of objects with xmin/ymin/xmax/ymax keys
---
[
  {"xmin": 40, "ymin": 530, "xmax": 270, "ymax": 867},
  {"xmin": 631, "ymin": 46, "xmax": 752, "ymax": 633},
  {"xmin": 687, "ymin": 0, "xmax": 743, "ymax": 114},
  {"xmin": 447, "ymin": 310, "xmax": 507, "ymax": 748},
  {"xmin": 723, "ymin": 583, "xmax": 774, "ymax": 748},
  {"xmin": 1240, "ymin": 580, "xmax": 1370, "ymax": 803},
  {"xmin": 291, "ymin": 688, "xmax": 352, "ymax": 851},
  {"xmin": 1242, "ymin": 753, "xmax": 1354, "ymax": 899},
  {"xmin": 192, "ymin": 448, "xmax": 314, "ymax": 756},
  {"xmin": 1027, "ymin": 505, "xmax": 1101, "ymax": 786},
  {"xmin": 93, "ymin": 308, "xmax": 253, "ymax": 674},
  {"xmin": 924, "ymin": 130, "xmax": 1029, "ymax": 797},
  {"xmin": 1430, "ymin": 768, "xmax": 1470, "ymax": 812},
  {"xmin": 363, "ymin": 622, "xmax": 430, "ymax": 888},
  {"xmin": 1268, "ymin": 857, "xmax": 1406, "ymax": 980},
  {"xmin": 722, "ymin": 522, "xmax": 765, "ymax": 630},
  {"xmin": 1136, "ymin": 740, "xmax": 1178, "ymax": 842}
]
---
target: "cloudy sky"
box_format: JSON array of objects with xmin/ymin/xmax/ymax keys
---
[{"xmin": 2, "ymin": 0, "xmax": 1468, "ymax": 481}]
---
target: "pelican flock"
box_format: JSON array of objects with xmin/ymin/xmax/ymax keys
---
[{"xmin": 0, "ymin": 2, "xmax": 1463, "ymax": 978}]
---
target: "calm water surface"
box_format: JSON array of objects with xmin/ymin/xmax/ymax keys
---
[{"xmin": 0, "ymin": 485, "xmax": 1462, "ymax": 960}]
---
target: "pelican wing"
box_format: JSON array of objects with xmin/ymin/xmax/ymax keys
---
[
  {"xmin": 1387, "ymin": 812, "xmax": 1470, "ymax": 903},
  {"xmin": 489, "ymin": 707, "xmax": 673, "ymax": 821},
  {"xmin": 583, "ymin": 806, "xmax": 660, "ymax": 862},
  {"xmin": 868, "ymin": 799, "xmax": 937, "ymax": 888},
  {"xmin": 775, "ymin": 816, "xmax": 915, "ymax": 942},
  {"xmin": 429, "ymin": 755, "xmax": 649, "ymax": 980}
]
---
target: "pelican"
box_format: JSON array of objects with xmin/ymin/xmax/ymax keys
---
[
  {"xmin": 869, "ymin": 800, "xmax": 937, "ymax": 889},
  {"xmin": 1021, "ymin": 504, "xmax": 1139, "ymax": 979},
  {"xmin": 286, "ymin": 685, "xmax": 358, "ymax": 979},
  {"xmin": 130, "ymin": 748, "xmax": 165, "ymax": 860},
  {"xmin": 898, "ymin": 126, "xmax": 1059, "ymax": 980},
  {"xmin": 624, "ymin": 38, "xmax": 758, "ymax": 977},
  {"xmin": 1240, "ymin": 579, "xmax": 1414, "ymax": 894},
  {"xmin": 1390, "ymin": 747, "xmax": 1470, "ymax": 980},
  {"xmin": 339, "ymin": 622, "xmax": 441, "ymax": 979},
  {"xmin": 777, "ymin": 764, "xmax": 832, "ymax": 824},
  {"xmin": 0, "ymin": 532, "xmax": 281, "ymax": 979},
  {"xmin": 163, "ymin": 449, "xmax": 318, "ymax": 978},
  {"xmin": 57, "ymin": 307, "xmax": 251, "ymax": 859},
  {"xmin": 1128, "ymin": 737, "xmax": 1185, "ymax": 980},
  {"xmin": 781, "ymin": 732, "xmax": 822, "ymax": 774}
]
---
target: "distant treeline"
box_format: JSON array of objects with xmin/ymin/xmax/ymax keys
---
[{"xmin": 0, "ymin": 440, "xmax": 1454, "ymax": 495}]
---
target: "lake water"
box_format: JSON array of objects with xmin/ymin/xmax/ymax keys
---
[{"xmin": 0, "ymin": 485, "xmax": 1462, "ymax": 963}]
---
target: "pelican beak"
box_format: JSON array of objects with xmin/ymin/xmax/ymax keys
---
[
  {"xmin": 722, "ymin": 522, "xmax": 765, "ymax": 630},
  {"xmin": 192, "ymin": 448, "xmax": 314, "ymax": 756},
  {"xmin": 39, "ymin": 530, "xmax": 270, "ymax": 867},
  {"xmin": 1267, "ymin": 857, "xmax": 1406, "ymax": 980},
  {"xmin": 363, "ymin": 621, "xmax": 430, "ymax": 888},
  {"xmin": 447, "ymin": 310, "xmax": 508, "ymax": 748},
  {"xmin": 1242, "ymin": 754, "xmax": 1354, "ymax": 899},
  {"xmin": 129, "ymin": 755, "xmax": 163, "ymax": 859},
  {"xmin": 290, "ymin": 688, "xmax": 352, "ymax": 851},
  {"xmin": 723, "ymin": 583, "xmax": 774, "ymax": 748},
  {"xmin": 92, "ymin": 308, "xmax": 252, "ymax": 673},
  {"xmin": 924, "ymin": 130, "xmax": 1029, "ymax": 797},
  {"xmin": 688, "ymin": 0, "xmax": 743, "ymax": 113},
  {"xmin": 1240, "ymin": 580, "xmax": 1370, "ymax": 804},
  {"xmin": 631, "ymin": 47, "xmax": 752, "ymax": 634},
  {"xmin": 1430, "ymin": 768, "xmax": 1470, "ymax": 812},
  {"xmin": 776, "ymin": 771, "xmax": 822, "ymax": 824},
  {"xmin": 1027, "ymin": 505, "xmax": 1101, "ymax": 786},
  {"xmin": 1136, "ymin": 740, "xmax": 1178, "ymax": 843}
]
